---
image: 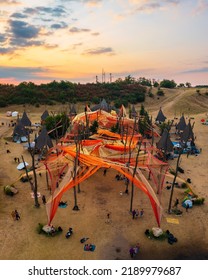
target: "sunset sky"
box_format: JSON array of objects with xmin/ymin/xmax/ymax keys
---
[{"xmin": 0, "ymin": 0, "xmax": 208, "ymax": 85}]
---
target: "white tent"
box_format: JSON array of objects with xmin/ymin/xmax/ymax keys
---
[
  {"xmin": 12, "ymin": 111, "xmax": 18, "ymax": 117},
  {"xmin": 17, "ymin": 162, "xmax": 29, "ymax": 170},
  {"xmin": 6, "ymin": 111, "xmax": 12, "ymax": 117}
]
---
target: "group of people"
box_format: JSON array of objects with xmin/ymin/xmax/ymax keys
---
[
  {"xmin": 129, "ymin": 243, "xmax": 140, "ymax": 258},
  {"xmin": 84, "ymin": 244, "xmax": 94, "ymax": 251},
  {"xmin": 132, "ymin": 209, "xmax": 144, "ymax": 219},
  {"xmin": 14, "ymin": 157, "xmax": 20, "ymax": 163},
  {"xmin": 11, "ymin": 209, "xmax": 20, "ymax": 221}
]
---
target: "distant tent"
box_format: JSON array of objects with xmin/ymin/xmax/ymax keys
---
[
  {"xmin": 176, "ymin": 115, "xmax": 186, "ymax": 132},
  {"xmin": 91, "ymin": 98, "xmax": 109, "ymax": 112},
  {"xmin": 13, "ymin": 121, "xmax": 28, "ymax": 142},
  {"xmin": 156, "ymin": 129, "xmax": 173, "ymax": 152},
  {"xmin": 118, "ymin": 104, "xmax": 127, "ymax": 118},
  {"xmin": 12, "ymin": 111, "xmax": 18, "ymax": 117},
  {"xmin": 100, "ymin": 98, "xmax": 109, "ymax": 111},
  {"xmin": 6, "ymin": 111, "xmax": 12, "ymax": 117},
  {"xmin": 181, "ymin": 120, "xmax": 194, "ymax": 142},
  {"xmin": 41, "ymin": 110, "xmax": 49, "ymax": 121},
  {"xmin": 130, "ymin": 105, "xmax": 137, "ymax": 119},
  {"xmin": 35, "ymin": 126, "xmax": 53, "ymax": 150},
  {"xmin": 69, "ymin": 104, "xmax": 77, "ymax": 116},
  {"xmin": 20, "ymin": 111, "xmax": 31, "ymax": 127},
  {"xmin": 156, "ymin": 108, "xmax": 166, "ymax": 123}
]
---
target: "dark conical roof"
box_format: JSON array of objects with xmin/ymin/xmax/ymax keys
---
[
  {"xmin": 156, "ymin": 108, "xmax": 166, "ymax": 122},
  {"xmin": 41, "ymin": 110, "xmax": 49, "ymax": 121},
  {"xmin": 181, "ymin": 120, "xmax": 194, "ymax": 142},
  {"xmin": 13, "ymin": 121, "xmax": 28, "ymax": 137},
  {"xmin": 69, "ymin": 104, "xmax": 77, "ymax": 115},
  {"xmin": 176, "ymin": 115, "xmax": 186, "ymax": 131},
  {"xmin": 100, "ymin": 98, "xmax": 109, "ymax": 111},
  {"xmin": 131, "ymin": 105, "xmax": 137, "ymax": 118},
  {"xmin": 20, "ymin": 111, "xmax": 31, "ymax": 127},
  {"xmin": 35, "ymin": 126, "xmax": 53, "ymax": 150},
  {"xmin": 156, "ymin": 129, "xmax": 173, "ymax": 152},
  {"xmin": 91, "ymin": 98, "xmax": 109, "ymax": 112}
]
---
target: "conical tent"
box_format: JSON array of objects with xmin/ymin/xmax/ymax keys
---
[
  {"xmin": 156, "ymin": 108, "xmax": 166, "ymax": 122},
  {"xmin": 181, "ymin": 120, "xmax": 194, "ymax": 142},
  {"xmin": 100, "ymin": 98, "xmax": 109, "ymax": 112},
  {"xmin": 20, "ymin": 111, "xmax": 31, "ymax": 127},
  {"xmin": 118, "ymin": 104, "xmax": 127, "ymax": 118},
  {"xmin": 13, "ymin": 121, "xmax": 28, "ymax": 139},
  {"xmin": 131, "ymin": 105, "xmax": 137, "ymax": 118},
  {"xmin": 69, "ymin": 104, "xmax": 77, "ymax": 116},
  {"xmin": 35, "ymin": 126, "xmax": 53, "ymax": 150},
  {"xmin": 176, "ymin": 115, "xmax": 186, "ymax": 132},
  {"xmin": 156, "ymin": 129, "xmax": 173, "ymax": 152},
  {"xmin": 41, "ymin": 110, "xmax": 49, "ymax": 121}
]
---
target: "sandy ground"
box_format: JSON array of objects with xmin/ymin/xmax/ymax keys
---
[{"xmin": 0, "ymin": 100, "xmax": 208, "ymax": 260}]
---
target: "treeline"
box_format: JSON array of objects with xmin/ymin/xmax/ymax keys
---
[
  {"xmin": 0, "ymin": 77, "xmax": 146, "ymax": 108},
  {"xmin": 0, "ymin": 76, "xmax": 192, "ymax": 108}
]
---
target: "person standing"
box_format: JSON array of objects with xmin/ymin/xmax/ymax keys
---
[
  {"xmin": 129, "ymin": 247, "xmax": 134, "ymax": 258},
  {"xmin": 174, "ymin": 198, "xmax": 179, "ymax": 208},
  {"xmin": 140, "ymin": 209, "xmax": 144, "ymax": 218},
  {"xmin": 132, "ymin": 209, "xmax": 136, "ymax": 219},
  {"xmin": 14, "ymin": 210, "xmax": 20, "ymax": 220},
  {"xmin": 42, "ymin": 195, "xmax": 46, "ymax": 204}
]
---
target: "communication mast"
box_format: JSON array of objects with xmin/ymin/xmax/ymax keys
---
[
  {"xmin": 102, "ymin": 68, "xmax": 105, "ymax": 83},
  {"xmin": 110, "ymin": 73, "xmax": 112, "ymax": 83}
]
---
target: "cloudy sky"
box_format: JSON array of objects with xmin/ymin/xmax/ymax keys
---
[{"xmin": 0, "ymin": 0, "xmax": 208, "ymax": 85}]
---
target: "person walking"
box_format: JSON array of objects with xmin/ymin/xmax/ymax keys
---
[
  {"xmin": 129, "ymin": 247, "xmax": 134, "ymax": 258},
  {"xmin": 42, "ymin": 195, "xmax": 46, "ymax": 204},
  {"xmin": 14, "ymin": 210, "xmax": 20, "ymax": 220},
  {"xmin": 174, "ymin": 198, "xmax": 179, "ymax": 208},
  {"xmin": 132, "ymin": 209, "xmax": 136, "ymax": 219},
  {"xmin": 140, "ymin": 209, "xmax": 144, "ymax": 218}
]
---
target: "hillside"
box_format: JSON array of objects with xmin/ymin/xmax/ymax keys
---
[{"xmin": 0, "ymin": 87, "xmax": 208, "ymax": 119}]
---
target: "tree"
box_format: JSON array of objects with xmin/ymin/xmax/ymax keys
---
[
  {"xmin": 45, "ymin": 113, "xmax": 70, "ymax": 139},
  {"xmin": 185, "ymin": 82, "xmax": 191, "ymax": 88},
  {"xmin": 153, "ymin": 80, "xmax": 159, "ymax": 87},
  {"xmin": 138, "ymin": 106, "xmax": 151, "ymax": 136},
  {"xmin": 138, "ymin": 77, "xmax": 152, "ymax": 87},
  {"xmin": 160, "ymin": 79, "xmax": 177, "ymax": 89},
  {"xmin": 89, "ymin": 120, "xmax": 99, "ymax": 134}
]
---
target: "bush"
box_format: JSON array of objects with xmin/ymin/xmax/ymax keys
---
[
  {"xmin": 148, "ymin": 92, "xmax": 154, "ymax": 98},
  {"xmin": 169, "ymin": 169, "xmax": 176, "ymax": 175},
  {"xmin": 192, "ymin": 198, "xmax": 205, "ymax": 205},
  {"xmin": 171, "ymin": 208, "xmax": 183, "ymax": 215},
  {"xmin": 4, "ymin": 185, "xmax": 18, "ymax": 196},
  {"xmin": 157, "ymin": 89, "xmax": 164, "ymax": 96},
  {"xmin": 36, "ymin": 223, "xmax": 44, "ymax": 234},
  {"xmin": 181, "ymin": 182, "xmax": 188, "ymax": 188},
  {"xmin": 4, "ymin": 186, "xmax": 14, "ymax": 196}
]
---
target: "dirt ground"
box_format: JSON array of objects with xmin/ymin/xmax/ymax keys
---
[{"xmin": 0, "ymin": 100, "xmax": 208, "ymax": 260}]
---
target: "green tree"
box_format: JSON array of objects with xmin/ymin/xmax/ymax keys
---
[
  {"xmin": 160, "ymin": 79, "xmax": 177, "ymax": 88},
  {"xmin": 89, "ymin": 120, "xmax": 99, "ymax": 134},
  {"xmin": 185, "ymin": 82, "xmax": 191, "ymax": 88},
  {"xmin": 45, "ymin": 113, "xmax": 70, "ymax": 139},
  {"xmin": 138, "ymin": 77, "xmax": 152, "ymax": 87}
]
